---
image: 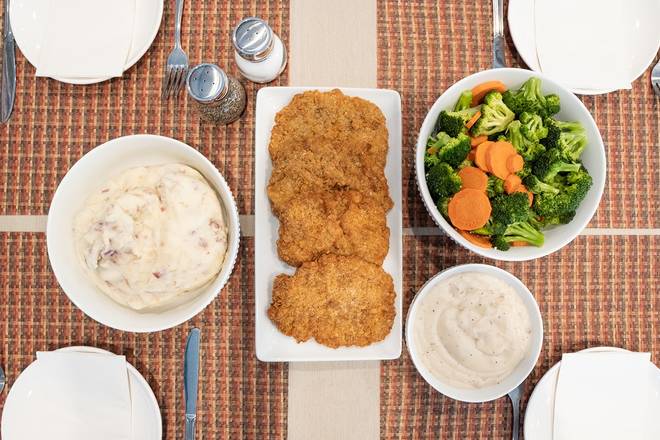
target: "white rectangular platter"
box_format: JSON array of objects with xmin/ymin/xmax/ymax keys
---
[{"xmin": 254, "ymin": 87, "xmax": 403, "ymax": 362}]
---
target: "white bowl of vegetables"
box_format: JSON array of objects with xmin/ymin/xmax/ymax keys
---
[{"xmin": 416, "ymin": 68, "xmax": 605, "ymax": 261}]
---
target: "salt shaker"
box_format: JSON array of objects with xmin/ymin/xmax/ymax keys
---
[
  {"xmin": 232, "ymin": 17, "xmax": 287, "ymax": 84},
  {"xmin": 186, "ymin": 64, "xmax": 246, "ymax": 125}
]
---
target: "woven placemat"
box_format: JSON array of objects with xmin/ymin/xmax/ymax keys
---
[
  {"xmin": 0, "ymin": 0, "xmax": 289, "ymax": 438},
  {"xmin": 0, "ymin": 0, "xmax": 289, "ymax": 217},
  {"xmin": 378, "ymin": 0, "xmax": 659, "ymax": 438},
  {"xmin": 381, "ymin": 234, "xmax": 658, "ymax": 439},
  {"xmin": 378, "ymin": 0, "xmax": 659, "ymax": 230},
  {"xmin": 0, "ymin": 234, "xmax": 286, "ymax": 439}
]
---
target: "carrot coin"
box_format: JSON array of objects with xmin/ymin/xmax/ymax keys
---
[
  {"xmin": 507, "ymin": 154, "xmax": 525, "ymax": 173},
  {"xmin": 474, "ymin": 141, "xmax": 493, "ymax": 172},
  {"xmin": 486, "ymin": 141, "xmax": 516, "ymax": 180},
  {"xmin": 448, "ymin": 188, "xmax": 492, "ymax": 230},
  {"xmin": 504, "ymin": 174, "xmax": 522, "ymax": 194},
  {"xmin": 458, "ymin": 166, "xmax": 488, "ymax": 192}
]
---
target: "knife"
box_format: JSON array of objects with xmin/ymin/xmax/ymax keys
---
[
  {"xmin": 1, "ymin": 0, "xmax": 15, "ymax": 123},
  {"xmin": 184, "ymin": 328, "xmax": 201, "ymax": 440},
  {"xmin": 492, "ymin": 0, "xmax": 506, "ymax": 68}
]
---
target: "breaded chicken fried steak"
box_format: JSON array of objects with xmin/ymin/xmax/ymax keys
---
[
  {"xmin": 276, "ymin": 189, "xmax": 389, "ymax": 267},
  {"xmin": 266, "ymin": 89, "xmax": 395, "ymax": 348},
  {"xmin": 267, "ymin": 255, "xmax": 396, "ymax": 348}
]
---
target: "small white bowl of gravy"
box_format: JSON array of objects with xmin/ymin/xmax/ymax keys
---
[{"xmin": 406, "ymin": 264, "xmax": 543, "ymax": 402}]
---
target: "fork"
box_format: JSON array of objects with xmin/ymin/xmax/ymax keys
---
[
  {"xmin": 652, "ymin": 59, "xmax": 660, "ymax": 96},
  {"xmin": 508, "ymin": 382, "xmax": 524, "ymax": 440},
  {"xmin": 162, "ymin": 0, "xmax": 188, "ymax": 99}
]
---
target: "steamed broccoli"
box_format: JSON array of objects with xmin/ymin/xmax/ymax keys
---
[
  {"xmin": 507, "ymin": 120, "xmax": 546, "ymax": 161},
  {"xmin": 519, "ymin": 112, "xmax": 548, "ymax": 140},
  {"xmin": 437, "ymin": 133, "xmax": 471, "ymax": 167},
  {"xmin": 533, "ymin": 148, "xmax": 582, "ymax": 183},
  {"xmin": 470, "ymin": 92, "xmax": 515, "ymax": 136},
  {"xmin": 523, "ymin": 175, "xmax": 560, "ymax": 195},
  {"xmin": 454, "ymin": 90, "xmax": 473, "ymax": 111},
  {"xmin": 426, "ymin": 131, "xmax": 452, "ymax": 149},
  {"xmin": 502, "ymin": 77, "xmax": 561, "ymax": 118},
  {"xmin": 533, "ymin": 210, "xmax": 576, "ymax": 227},
  {"xmin": 473, "ymin": 192, "xmax": 533, "ymax": 236},
  {"xmin": 426, "ymin": 162, "xmax": 462, "ymax": 199},
  {"xmin": 486, "ymin": 175, "xmax": 505, "ymax": 198},
  {"xmin": 433, "ymin": 107, "xmax": 480, "ymax": 137},
  {"xmin": 491, "ymin": 222, "xmax": 545, "ymax": 250},
  {"xmin": 533, "ymin": 169, "xmax": 593, "ymax": 218},
  {"xmin": 541, "ymin": 118, "xmax": 587, "ymax": 161}
]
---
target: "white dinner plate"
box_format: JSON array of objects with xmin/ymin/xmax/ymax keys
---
[
  {"xmin": 254, "ymin": 87, "xmax": 403, "ymax": 362},
  {"xmin": 10, "ymin": 0, "xmax": 163, "ymax": 84},
  {"xmin": 508, "ymin": 0, "xmax": 660, "ymax": 95},
  {"xmin": 524, "ymin": 346, "xmax": 660, "ymax": 439},
  {"xmin": 1, "ymin": 346, "xmax": 162, "ymax": 440}
]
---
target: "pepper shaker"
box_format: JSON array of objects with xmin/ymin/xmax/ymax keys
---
[
  {"xmin": 232, "ymin": 17, "xmax": 287, "ymax": 84},
  {"xmin": 186, "ymin": 64, "xmax": 246, "ymax": 125}
]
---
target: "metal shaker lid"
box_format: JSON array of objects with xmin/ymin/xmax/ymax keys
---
[
  {"xmin": 232, "ymin": 17, "xmax": 274, "ymax": 62},
  {"xmin": 186, "ymin": 64, "xmax": 229, "ymax": 103}
]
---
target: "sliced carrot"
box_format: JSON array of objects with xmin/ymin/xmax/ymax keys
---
[
  {"xmin": 470, "ymin": 135, "xmax": 488, "ymax": 147},
  {"xmin": 504, "ymin": 174, "xmax": 522, "ymax": 194},
  {"xmin": 470, "ymin": 80, "xmax": 508, "ymax": 106},
  {"xmin": 467, "ymin": 150, "xmax": 476, "ymax": 161},
  {"xmin": 448, "ymin": 188, "xmax": 492, "ymax": 231},
  {"xmin": 486, "ymin": 141, "xmax": 517, "ymax": 180},
  {"xmin": 459, "ymin": 230, "xmax": 492, "ymax": 248},
  {"xmin": 474, "ymin": 141, "xmax": 493, "ymax": 172},
  {"xmin": 511, "ymin": 241, "xmax": 529, "ymax": 247},
  {"xmin": 465, "ymin": 111, "xmax": 481, "ymax": 130},
  {"xmin": 458, "ymin": 166, "xmax": 488, "ymax": 192},
  {"xmin": 507, "ymin": 154, "xmax": 525, "ymax": 173},
  {"xmin": 514, "ymin": 185, "xmax": 534, "ymax": 207}
]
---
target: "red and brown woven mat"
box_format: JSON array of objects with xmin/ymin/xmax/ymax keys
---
[
  {"xmin": 0, "ymin": 0, "xmax": 289, "ymax": 438},
  {"xmin": 377, "ymin": 0, "xmax": 660, "ymax": 438}
]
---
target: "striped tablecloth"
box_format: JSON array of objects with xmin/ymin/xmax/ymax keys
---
[{"xmin": 0, "ymin": 0, "xmax": 658, "ymax": 439}]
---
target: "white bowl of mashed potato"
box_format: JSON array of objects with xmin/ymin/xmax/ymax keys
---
[
  {"xmin": 406, "ymin": 264, "xmax": 543, "ymax": 402},
  {"xmin": 47, "ymin": 135, "xmax": 240, "ymax": 332}
]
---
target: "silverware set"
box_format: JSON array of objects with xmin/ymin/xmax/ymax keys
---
[{"xmin": 162, "ymin": 0, "xmax": 189, "ymax": 99}]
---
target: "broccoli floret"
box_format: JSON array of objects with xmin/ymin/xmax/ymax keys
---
[
  {"xmin": 424, "ymin": 152, "xmax": 441, "ymax": 170},
  {"xmin": 535, "ymin": 211, "xmax": 576, "ymax": 227},
  {"xmin": 507, "ymin": 120, "xmax": 546, "ymax": 162},
  {"xmin": 523, "ymin": 175, "xmax": 560, "ymax": 195},
  {"xmin": 519, "ymin": 112, "xmax": 548, "ymax": 140},
  {"xmin": 426, "ymin": 162, "xmax": 462, "ymax": 199},
  {"xmin": 533, "ymin": 169, "xmax": 593, "ymax": 218},
  {"xmin": 491, "ymin": 222, "xmax": 545, "ymax": 250},
  {"xmin": 427, "ymin": 131, "xmax": 452, "ymax": 149},
  {"xmin": 470, "ymin": 91, "xmax": 515, "ymax": 137},
  {"xmin": 436, "ymin": 198, "xmax": 450, "ymax": 218},
  {"xmin": 434, "ymin": 107, "xmax": 480, "ymax": 137},
  {"xmin": 486, "ymin": 175, "xmax": 505, "ymax": 198},
  {"xmin": 517, "ymin": 161, "xmax": 532, "ymax": 179},
  {"xmin": 458, "ymin": 158, "xmax": 473, "ymax": 169},
  {"xmin": 501, "ymin": 77, "xmax": 561, "ymax": 118},
  {"xmin": 541, "ymin": 118, "xmax": 587, "ymax": 161},
  {"xmin": 437, "ymin": 133, "xmax": 471, "ymax": 168},
  {"xmin": 454, "ymin": 90, "xmax": 473, "ymax": 111},
  {"xmin": 490, "ymin": 192, "xmax": 533, "ymax": 228},
  {"xmin": 533, "ymin": 148, "xmax": 582, "ymax": 183}
]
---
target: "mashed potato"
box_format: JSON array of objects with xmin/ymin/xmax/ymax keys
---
[{"xmin": 74, "ymin": 164, "xmax": 228, "ymax": 311}]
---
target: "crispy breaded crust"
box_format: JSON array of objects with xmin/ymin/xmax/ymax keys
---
[
  {"xmin": 267, "ymin": 254, "xmax": 396, "ymax": 348},
  {"xmin": 276, "ymin": 190, "xmax": 389, "ymax": 267}
]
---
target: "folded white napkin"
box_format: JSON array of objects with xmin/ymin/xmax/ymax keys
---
[
  {"xmin": 553, "ymin": 351, "xmax": 654, "ymax": 440},
  {"xmin": 534, "ymin": 0, "xmax": 632, "ymax": 91},
  {"xmin": 36, "ymin": 0, "xmax": 135, "ymax": 78},
  {"xmin": 24, "ymin": 351, "xmax": 133, "ymax": 440}
]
